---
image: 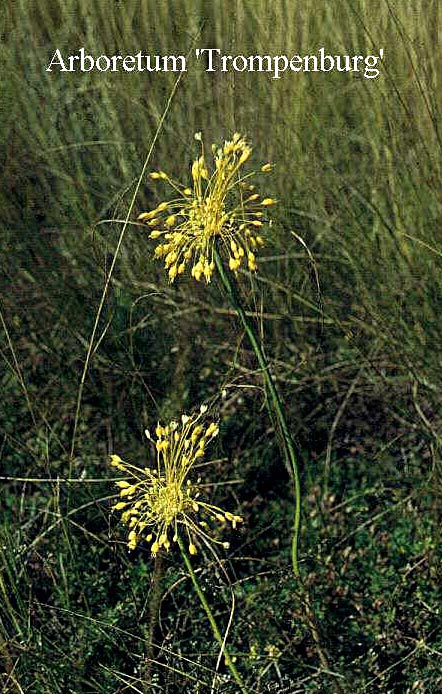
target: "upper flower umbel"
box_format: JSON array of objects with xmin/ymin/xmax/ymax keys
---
[
  {"xmin": 138, "ymin": 132, "xmax": 276, "ymax": 283},
  {"xmin": 110, "ymin": 405, "xmax": 242, "ymax": 555}
]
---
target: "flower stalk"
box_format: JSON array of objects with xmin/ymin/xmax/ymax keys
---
[
  {"xmin": 177, "ymin": 535, "xmax": 249, "ymax": 694},
  {"xmin": 143, "ymin": 551, "xmax": 164, "ymax": 692},
  {"xmin": 214, "ymin": 246, "xmax": 301, "ymax": 579}
]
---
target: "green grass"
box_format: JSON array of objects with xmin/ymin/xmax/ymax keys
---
[{"xmin": 1, "ymin": 0, "xmax": 442, "ymax": 691}]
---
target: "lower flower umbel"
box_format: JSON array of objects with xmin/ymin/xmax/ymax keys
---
[{"xmin": 110, "ymin": 405, "xmax": 242, "ymax": 555}]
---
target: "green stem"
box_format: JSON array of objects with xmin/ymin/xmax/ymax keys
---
[
  {"xmin": 212, "ymin": 251, "xmax": 347, "ymax": 689},
  {"xmin": 178, "ymin": 536, "xmax": 248, "ymax": 694},
  {"xmin": 214, "ymin": 248, "xmax": 301, "ymax": 579}
]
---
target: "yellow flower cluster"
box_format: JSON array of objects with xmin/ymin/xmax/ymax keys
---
[
  {"xmin": 110, "ymin": 406, "xmax": 242, "ymax": 555},
  {"xmin": 138, "ymin": 132, "xmax": 276, "ymax": 283}
]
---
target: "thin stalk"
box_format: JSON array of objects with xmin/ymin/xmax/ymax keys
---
[
  {"xmin": 214, "ymin": 247, "xmax": 301, "ymax": 579},
  {"xmin": 143, "ymin": 552, "xmax": 164, "ymax": 692},
  {"xmin": 214, "ymin": 250, "xmax": 348, "ymax": 692},
  {"xmin": 177, "ymin": 536, "xmax": 248, "ymax": 694}
]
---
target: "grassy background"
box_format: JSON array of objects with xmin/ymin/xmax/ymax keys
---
[{"xmin": 1, "ymin": 0, "xmax": 442, "ymax": 691}]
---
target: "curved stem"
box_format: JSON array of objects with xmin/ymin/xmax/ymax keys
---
[
  {"xmin": 178, "ymin": 536, "xmax": 248, "ymax": 694},
  {"xmin": 214, "ymin": 247, "xmax": 301, "ymax": 579}
]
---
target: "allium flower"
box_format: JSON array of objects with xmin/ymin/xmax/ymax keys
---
[
  {"xmin": 110, "ymin": 406, "xmax": 242, "ymax": 555},
  {"xmin": 138, "ymin": 132, "xmax": 276, "ymax": 283}
]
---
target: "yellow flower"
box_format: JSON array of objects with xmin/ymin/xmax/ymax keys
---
[
  {"xmin": 138, "ymin": 133, "xmax": 275, "ymax": 283},
  {"xmin": 110, "ymin": 406, "xmax": 242, "ymax": 555}
]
